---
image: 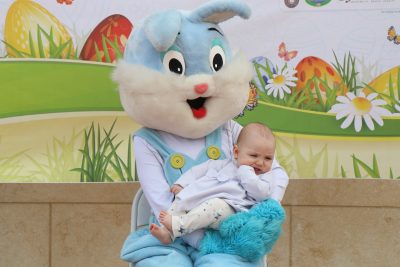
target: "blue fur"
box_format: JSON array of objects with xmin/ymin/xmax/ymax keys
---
[
  {"xmin": 188, "ymin": 0, "xmax": 251, "ymax": 23},
  {"xmin": 123, "ymin": 0, "xmax": 250, "ymax": 75},
  {"xmin": 199, "ymin": 199, "xmax": 286, "ymax": 262},
  {"xmin": 144, "ymin": 10, "xmax": 182, "ymax": 52}
]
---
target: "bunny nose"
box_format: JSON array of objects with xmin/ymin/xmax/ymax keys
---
[{"xmin": 194, "ymin": 83, "xmax": 208, "ymax": 95}]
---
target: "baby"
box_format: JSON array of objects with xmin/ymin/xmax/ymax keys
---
[{"xmin": 150, "ymin": 123, "xmax": 283, "ymax": 245}]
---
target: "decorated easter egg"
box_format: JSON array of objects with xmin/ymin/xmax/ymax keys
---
[
  {"xmin": 4, "ymin": 0, "xmax": 75, "ymax": 58},
  {"xmin": 295, "ymin": 56, "xmax": 347, "ymax": 103},
  {"xmin": 362, "ymin": 66, "xmax": 400, "ymax": 102},
  {"xmin": 79, "ymin": 14, "xmax": 133, "ymax": 63}
]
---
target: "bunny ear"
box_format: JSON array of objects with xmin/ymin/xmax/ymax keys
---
[
  {"xmin": 188, "ymin": 0, "xmax": 251, "ymax": 24},
  {"xmin": 143, "ymin": 10, "xmax": 182, "ymax": 52}
]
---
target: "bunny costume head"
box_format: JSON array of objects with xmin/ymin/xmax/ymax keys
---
[{"xmin": 113, "ymin": 0, "xmax": 253, "ymax": 138}]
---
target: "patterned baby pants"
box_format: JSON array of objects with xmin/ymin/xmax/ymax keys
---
[{"xmin": 169, "ymin": 198, "xmax": 235, "ymax": 240}]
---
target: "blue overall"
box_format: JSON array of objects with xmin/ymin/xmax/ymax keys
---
[{"xmin": 120, "ymin": 127, "xmax": 264, "ymax": 267}]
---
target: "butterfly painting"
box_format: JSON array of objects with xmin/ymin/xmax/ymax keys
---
[
  {"xmin": 57, "ymin": 0, "xmax": 73, "ymax": 5},
  {"xmin": 278, "ymin": 42, "xmax": 298, "ymax": 61},
  {"xmin": 387, "ymin": 26, "xmax": 400, "ymax": 45}
]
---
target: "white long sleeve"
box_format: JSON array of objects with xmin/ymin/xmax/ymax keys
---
[
  {"xmin": 174, "ymin": 161, "xmax": 210, "ymax": 188},
  {"xmin": 237, "ymin": 165, "xmax": 275, "ymax": 202},
  {"xmin": 133, "ymin": 136, "xmax": 174, "ymax": 219},
  {"xmin": 238, "ymin": 159, "xmax": 288, "ymax": 203},
  {"xmin": 268, "ymin": 160, "xmax": 289, "ymax": 202}
]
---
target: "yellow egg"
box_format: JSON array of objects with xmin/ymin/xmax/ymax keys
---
[
  {"xmin": 4, "ymin": 0, "xmax": 75, "ymax": 58},
  {"xmin": 363, "ymin": 66, "xmax": 400, "ymax": 102}
]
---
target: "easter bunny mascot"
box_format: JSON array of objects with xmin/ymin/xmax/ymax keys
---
[{"xmin": 113, "ymin": 0, "xmax": 288, "ymax": 266}]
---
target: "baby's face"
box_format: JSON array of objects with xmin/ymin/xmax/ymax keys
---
[{"xmin": 234, "ymin": 133, "xmax": 275, "ymax": 175}]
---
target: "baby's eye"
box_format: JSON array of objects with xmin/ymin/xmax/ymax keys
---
[{"xmin": 163, "ymin": 50, "xmax": 185, "ymax": 75}]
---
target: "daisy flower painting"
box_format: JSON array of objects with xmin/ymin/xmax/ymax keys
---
[
  {"xmin": 329, "ymin": 92, "xmax": 391, "ymax": 132},
  {"xmin": 265, "ymin": 67, "xmax": 297, "ymax": 99}
]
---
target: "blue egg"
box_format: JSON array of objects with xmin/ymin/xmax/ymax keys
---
[{"xmin": 251, "ymin": 56, "xmax": 276, "ymax": 92}]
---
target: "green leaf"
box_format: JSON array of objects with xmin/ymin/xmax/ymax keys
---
[
  {"xmin": 28, "ymin": 31, "xmax": 36, "ymax": 58},
  {"xmin": 372, "ymin": 154, "xmax": 381, "ymax": 178},
  {"xmin": 352, "ymin": 154, "xmax": 362, "ymax": 178},
  {"xmin": 52, "ymin": 39, "xmax": 72, "ymax": 58},
  {"xmin": 102, "ymin": 34, "xmax": 112, "ymax": 63},
  {"xmin": 94, "ymin": 42, "xmax": 103, "ymax": 62},
  {"xmin": 36, "ymin": 25, "xmax": 46, "ymax": 58},
  {"xmin": 2, "ymin": 40, "xmax": 30, "ymax": 57}
]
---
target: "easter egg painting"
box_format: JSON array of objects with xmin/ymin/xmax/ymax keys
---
[
  {"xmin": 79, "ymin": 15, "xmax": 133, "ymax": 63},
  {"xmin": 362, "ymin": 66, "xmax": 400, "ymax": 103},
  {"xmin": 295, "ymin": 56, "xmax": 347, "ymax": 104},
  {"xmin": 4, "ymin": 0, "xmax": 75, "ymax": 58}
]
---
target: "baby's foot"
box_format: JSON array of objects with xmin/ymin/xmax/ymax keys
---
[
  {"xmin": 159, "ymin": 211, "xmax": 172, "ymax": 232},
  {"xmin": 149, "ymin": 223, "xmax": 172, "ymax": 244}
]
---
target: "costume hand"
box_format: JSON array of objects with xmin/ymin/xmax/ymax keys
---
[{"xmin": 170, "ymin": 184, "xmax": 183, "ymax": 195}]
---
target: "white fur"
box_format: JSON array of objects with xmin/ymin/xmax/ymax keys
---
[{"xmin": 113, "ymin": 52, "xmax": 252, "ymax": 139}]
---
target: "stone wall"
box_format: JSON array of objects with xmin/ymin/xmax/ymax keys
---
[{"xmin": 1, "ymin": 180, "xmax": 399, "ymax": 267}]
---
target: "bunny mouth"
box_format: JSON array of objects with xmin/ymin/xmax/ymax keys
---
[{"xmin": 187, "ymin": 97, "xmax": 208, "ymax": 119}]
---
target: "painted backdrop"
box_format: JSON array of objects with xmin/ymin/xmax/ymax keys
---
[{"xmin": 0, "ymin": 0, "xmax": 399, "ymax": 182}]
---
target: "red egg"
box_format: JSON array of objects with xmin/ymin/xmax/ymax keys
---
[{"xmin": 80, "ymin": 14, "xmax": 133, "ymax": 63}]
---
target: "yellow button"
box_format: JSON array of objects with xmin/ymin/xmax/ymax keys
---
[
  {"xmin": 207, "ymin": 146, "xmax": 221, "ymax": 160},
  {"xmin": 170, "ymin": 154, "xmax": 185, "ymax": 169}
]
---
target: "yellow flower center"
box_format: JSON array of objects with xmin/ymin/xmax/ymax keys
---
[
  {"xmin": 273, "ymin": 75, "xmax": 285, "ymax": 85},
  {"xmin": 352, "ymin": 97, "xmax": 372, "ymax": 114}
]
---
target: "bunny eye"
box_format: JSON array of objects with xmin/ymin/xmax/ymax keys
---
[
  {"xmin": 163, "ymin": 50, "xmax": 185, "ymax": 75},
  {"xmin": 209, "ymin": 45, "xmax": 225, "ymax": 72}
]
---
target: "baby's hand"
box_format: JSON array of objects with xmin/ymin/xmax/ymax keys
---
[{"xmin": 170, "ymin": 184, "xmax": 183, "ymax": 195}]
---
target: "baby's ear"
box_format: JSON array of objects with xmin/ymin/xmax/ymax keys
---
[
  {"xmin": 233, "ymin": 144, "xmax": 239, "ymax": 159},
  {"xmin": 143, "ymin": 10, "xmax": 182, "ymax": 52},
  {"xmin": 188, "ymin": 0, "xmax": 251, "ymax": 24}
]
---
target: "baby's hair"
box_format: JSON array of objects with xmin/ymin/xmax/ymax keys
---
[{"xmin": 236, "ymin": 122, "xmax": 275, "ymax": 145}]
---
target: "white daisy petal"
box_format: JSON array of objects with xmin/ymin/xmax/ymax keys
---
[
  {"xmin": 366, "ymin": 93, "xmax": 378, "ymax": 101},
  {"xmin": 273, "ymin": 88, "xmax": 278, "ymax": 98},
  {"xmin": 354, "ymin": 115, "xmax": 362, "ymax": 132},
  {"xmin": 329, "ymin": 103, "xmax": 347, "ymax": 113},
  {"xmin": 369, "ymin": 110, "xmax": 384, "ymax": 126},
  {"xmin": 282, "ymin": 86, "xmax": 291, "ymax": 94},
  {"xmin": 267, "ymin": 88, "xmax": 274, "ymax": 95},
  {"xmin": 363, "ymin": 114, "xmax": 375, "ymax": 131},
  {"xmin": 286, "ymin": 76, "xmax": 298, "ymax": 81},
  {"xmin": 336, "ymin": 109, "xmax": 352, "ymax": 120},
  {"xmin": 373, "ymin": 106, "xmax": 392, "ymax": 116},
  {"xmin": 265, "ymin": 84, "xmax": 274, "ymax": 89},
  {"xmin": 278, "ymin": 88, "xmax": 284, "ymax": 99},
  {"xmin": 370, "ymin": 99, "xmax": 387, "ymax": 106},
  {"xmin": 359, "ymin": 92, "xmax": 366, "ymax": 98},
  {"xmin": 336, "ymin": 96, "xmax": 351, "ymax": 104},
  {"xmin": 347, "ymin": 92, "xmax": 356, "ymax": 100},
  {"xmin": 286, "ymin": 81, "xmax": 296, "ymax": 87},
  {"xmin": 341, "ymin": 113, "xmax": 355, "ymax": 129}
]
